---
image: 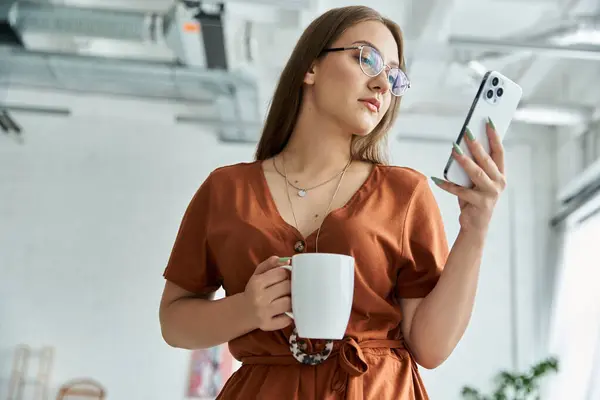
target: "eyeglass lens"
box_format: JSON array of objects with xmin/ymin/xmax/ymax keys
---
[{"xmin": 359, "ymin": 46, "xmax": 409, "ymax": 96}]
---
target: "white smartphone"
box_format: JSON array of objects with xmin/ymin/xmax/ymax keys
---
[{"xmin": 443, "ymin": 70, "xmax": 523, "ymax": 187}]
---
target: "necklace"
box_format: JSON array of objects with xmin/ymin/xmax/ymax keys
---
[
  {"xmin": 281, "ymin": 153, "xmax": 352, "ymax": 253},
  {"xmin": 273, "ymin": 157, "xmax": 351, "ymax": 198}
]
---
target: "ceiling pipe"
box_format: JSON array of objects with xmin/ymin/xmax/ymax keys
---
[
  {"xmin": 450, "ymin": 14, "xmax": 600, "ymax": 62},
  {"xmin": 448, "ymin": 36, "xmax": 600, "ymax": 61},
  {"xmin": 514, "ymin": 14, "xmax": 600, "ymax": 43}
]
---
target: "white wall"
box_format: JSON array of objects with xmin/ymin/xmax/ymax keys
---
[
  {"xmin": 0, "ymin": 110, "xmax": 252, "ymax": 400},
  {"xmin": 0, "ymin": 92, "xmax": 558, "ymax": 399}
]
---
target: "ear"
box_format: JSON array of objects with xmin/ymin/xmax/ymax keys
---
[{"xmin": 303, "ymin": 61, "xmax": 317, "ymax": 85}]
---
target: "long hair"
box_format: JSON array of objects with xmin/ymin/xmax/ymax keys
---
[{"xmin": 254, "ymin": 6, "xmax": 406, "ymax": 164}]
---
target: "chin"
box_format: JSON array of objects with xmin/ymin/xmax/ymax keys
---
[
  {"xmin": 334, "ymin": 106, "xmax": 380, "ymax": 137},
  {"xmin": 350, "ymin": 118, "xmax": 379, "ymax": 137}
]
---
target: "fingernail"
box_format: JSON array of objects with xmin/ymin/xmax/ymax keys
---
[
  {"xmin": 465, "ymin": 127, "xmax": 475, "ymax": 141},
  {"xmin": 431, "ymin": 176, "xmax": 445, "ymax": 186},
  {"xmin": 278, "ymin": 257, "xmax": 291, "ymax": 263},
  {"xmin": 453, "ymin": 142, "xmax": 464, "ymax": 156},
  {"xmin": 488, "ymin": 117, "xmax": 495, "ymax": 131}
]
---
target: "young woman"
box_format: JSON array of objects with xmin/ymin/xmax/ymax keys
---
[{"xmin": 159, "ymin": 5, "xmax": 506, "ymax": 399}]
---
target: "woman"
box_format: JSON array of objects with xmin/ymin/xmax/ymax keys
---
[{"xmin": 159, "ymin": 5, "xmax": 506, "ymax": 399}]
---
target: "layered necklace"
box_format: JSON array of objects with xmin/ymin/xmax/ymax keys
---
[
  {"xmin": 280, "ymin": 153, "xmax": 352, "ymax": 253},
  {"xmin": 273, "ymin": 156, "xmax": 352, "ymax": 198}
]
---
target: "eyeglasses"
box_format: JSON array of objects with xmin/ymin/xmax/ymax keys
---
[{"xmin": 321, "ymin": 45, "xmax": 410, "ymax": 97}]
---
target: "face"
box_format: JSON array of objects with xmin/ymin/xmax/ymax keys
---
[{"xmin": 304, "ymin": 20, "xmax": 401, "ymax": 136}]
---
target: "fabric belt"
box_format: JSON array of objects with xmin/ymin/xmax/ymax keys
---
[{"xmin": 240, "ymin": 338, "xmax": 406, "ymax": 399}]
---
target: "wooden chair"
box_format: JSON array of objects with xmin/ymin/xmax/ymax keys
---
[{"xmin": 56, "ymin": 379, "xmax": 105, "ymax": 400}]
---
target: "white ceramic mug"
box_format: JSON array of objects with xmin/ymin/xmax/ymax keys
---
[{"xmin": 280, "ymin": 253, "xmax": 355, "ymax": 340}]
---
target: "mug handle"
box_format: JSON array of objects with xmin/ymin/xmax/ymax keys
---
[{"xmin": 279, "ymin": 264, "xmax": 294, "ymax": 319}]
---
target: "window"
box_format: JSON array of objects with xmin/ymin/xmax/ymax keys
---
[{"xmin": 545, "ymin": 192, "xmax": 600, "ymax": 399}]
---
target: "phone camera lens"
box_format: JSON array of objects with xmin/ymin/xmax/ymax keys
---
[
  {"xmin": 497, "ymin": 88, "xmax": 504, "ymax": 97},
  {"xmin": 492, "ymin": 77, "xmax": 499, "ymax": 86},
  {"xmin": 486, "ymin": 90, "xmax": 494, "ymax": 99}
]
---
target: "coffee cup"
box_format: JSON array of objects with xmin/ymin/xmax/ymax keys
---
[{"xmin": 280, "ymin": 253, "xmax": 355, "ymax": 339}]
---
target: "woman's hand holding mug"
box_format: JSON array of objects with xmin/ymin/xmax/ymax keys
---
[{"xmin": 243, "ymin": 256, "xmax": 293, "ymax": 332}]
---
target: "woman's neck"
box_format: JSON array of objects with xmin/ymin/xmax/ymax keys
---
[{"xmin": 280, "ymin": 103, "xmax": 353, "ymax": 177}]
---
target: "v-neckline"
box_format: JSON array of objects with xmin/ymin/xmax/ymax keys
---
[{"xmin": 253, "ymin": 160, "xmax": 379, "ymax": 241}]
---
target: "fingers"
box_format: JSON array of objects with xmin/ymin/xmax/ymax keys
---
[
  {"xmin": 432, "ymin": 118, "xmax": 508, "ymax": 206},
  {"xmin": 270, "ymin": 296, "xmax": 292, "ymax": 316},
  {"xmin": 486, "ymin": 119, "xmax": 505, "ymax": 175},
  {"xmin": 452, "ymin": 118, "xmax": 507, "ymax": 192},
  {"xmin": 254, "ymin": 255, "xmax": 290, "ymax": 275},
  {"xmin": 463, "ymin": 125, "xmax": 504, "ymax": 184},
  {"xmin": 259, "ymin": 267, "xmax": 290, "ymax": 289},
  {"xmin": 431, "ymin": 177, "xmax": 481, "ymax": 205},
  {"xmin": 247, "ymin": 255, "xmax": 294, "ymax": 332},
  {"xmin": 451, "ymin": 142, "xmax": 495, "ymax": 190},
  {"xmin": 265, "ymin": 279, "xmax": 291, "ymax": 302},
  {"xmin": 269, "ymin": 314, "xmax": 293, "ymax": 330}
]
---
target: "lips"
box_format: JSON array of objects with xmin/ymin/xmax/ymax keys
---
[{"xmin": 359, "ymin": 98, "xmax": 381, "ymax": 112}]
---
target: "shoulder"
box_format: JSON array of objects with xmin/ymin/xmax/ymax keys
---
[
  {"xmin": 374, "ymin": 165, "xmax": 441, "ymax": 215},
  {"xmin": 376, "ymin": 165, "xmax": 429, "ymax": 196},
  {"xmin": 201, "ymin": 161, "xmax": 259, "ymax": 192},
  {"xmin": 376, "ymin": 165, "xmax": 443, "ymax": 223},
  {"xmin": 194, "ymin": 161, "xmax": 259, "ymax": 203},
  {"xmin": 206, "ymin": 161, "xmax": 259, "ymax": 184}
]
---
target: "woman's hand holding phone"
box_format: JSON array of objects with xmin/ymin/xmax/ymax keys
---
[{"xmin": 431, "ymin": 118, "xmax": 506, "ymax": 236}]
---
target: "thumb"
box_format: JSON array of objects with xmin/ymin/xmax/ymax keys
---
[{"xmin": 253, "ymin": 255, "xmax": 290, "ymax": 275}]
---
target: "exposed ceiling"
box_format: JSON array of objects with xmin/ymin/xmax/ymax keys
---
[{"xmin": 1, "ymin": 0, "xmax": 600, "ymax": 143}]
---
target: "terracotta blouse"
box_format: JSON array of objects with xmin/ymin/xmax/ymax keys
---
[{"xmin": 163, "ymin": 161, "xmax": 449, "ymax": 400}]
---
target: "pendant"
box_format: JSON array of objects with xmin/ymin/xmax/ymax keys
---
[{"xmin": 298, "ymin": 189, "xmax": 307, "ymax": 198}]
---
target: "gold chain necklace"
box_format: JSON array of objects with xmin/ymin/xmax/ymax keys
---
[
  {"xmin": 281, "ymin": 153, "xmax": 352, "ymax": 253},
  {"xmin": 273, "ymin": 157, "xmax": 351, "ymax": 198}
]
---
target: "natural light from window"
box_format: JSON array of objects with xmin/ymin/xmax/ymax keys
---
[{"xmin": 546, "ymin": 196, "xmax": 600, "ymax": 400}]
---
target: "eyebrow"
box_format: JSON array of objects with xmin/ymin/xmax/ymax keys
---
[{"xmin": 352, "ymin": 40, "xmax": 400, "ymax": 68}]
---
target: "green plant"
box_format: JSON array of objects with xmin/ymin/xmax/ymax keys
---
[{"xmin": 461, "ymin": 357, "xmax": 559, "ymax": 400}]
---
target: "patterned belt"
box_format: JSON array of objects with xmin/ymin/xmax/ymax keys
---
[{"xmin": 240, "ymin": 336, "xmax": 407, "ymax": 399}]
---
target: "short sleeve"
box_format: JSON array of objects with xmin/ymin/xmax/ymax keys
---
[
  {"xmin": 395, "ymin": 178, "xmax": 449, "ymax": 299},
  {"xmin": 163, "ymin": 173, "xmax": 222, "ymax": 294}
]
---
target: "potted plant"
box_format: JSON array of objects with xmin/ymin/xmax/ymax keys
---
[{"xmin": 461, "ymin": 357, "xmax": 559, "ymax": 400}]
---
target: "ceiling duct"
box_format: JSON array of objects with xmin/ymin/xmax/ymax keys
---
[
  {"xmin": 0, "ymin": 47, "xmax": 262, "ymax": 142},
  {"xmin": 0, "ymin": 45, "xmax": 259, "ymax": 104},
  {"xmin": 0, "ymin": 0, "xmax": 318, "ymax": 143},
  {"xmin": 4, "ymin": 0, "xmax": 228, "ymax": 68},
  {"xmin": 0, "ymin": 2, "xmax": 22, "ymax": 46},
  {"xmin": 0, "ymin": 1, "xmax": 266, "ymax": 141}
]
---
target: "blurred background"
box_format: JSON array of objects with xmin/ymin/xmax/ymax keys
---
[{"xmin": 1, "ymin": 0, "xmax": 599, "ymax": 399}]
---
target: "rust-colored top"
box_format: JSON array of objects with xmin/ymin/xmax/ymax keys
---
[{"xmin": 163, "ymin": 161, "xmax": 449, "ymax": 400}]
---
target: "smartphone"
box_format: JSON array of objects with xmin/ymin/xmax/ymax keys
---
[{"xmin": 443, "ymin": 70, "xmax": 523, "ymax": 188}]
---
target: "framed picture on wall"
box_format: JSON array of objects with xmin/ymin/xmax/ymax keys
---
[{"xmin": 186, "ymin": 344, "xmax": 235, "ymax": 399}]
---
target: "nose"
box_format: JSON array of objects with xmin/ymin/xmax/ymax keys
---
[{"xmin": 368, "ymin": 68, "xmax": 391, "ymax": 95}]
